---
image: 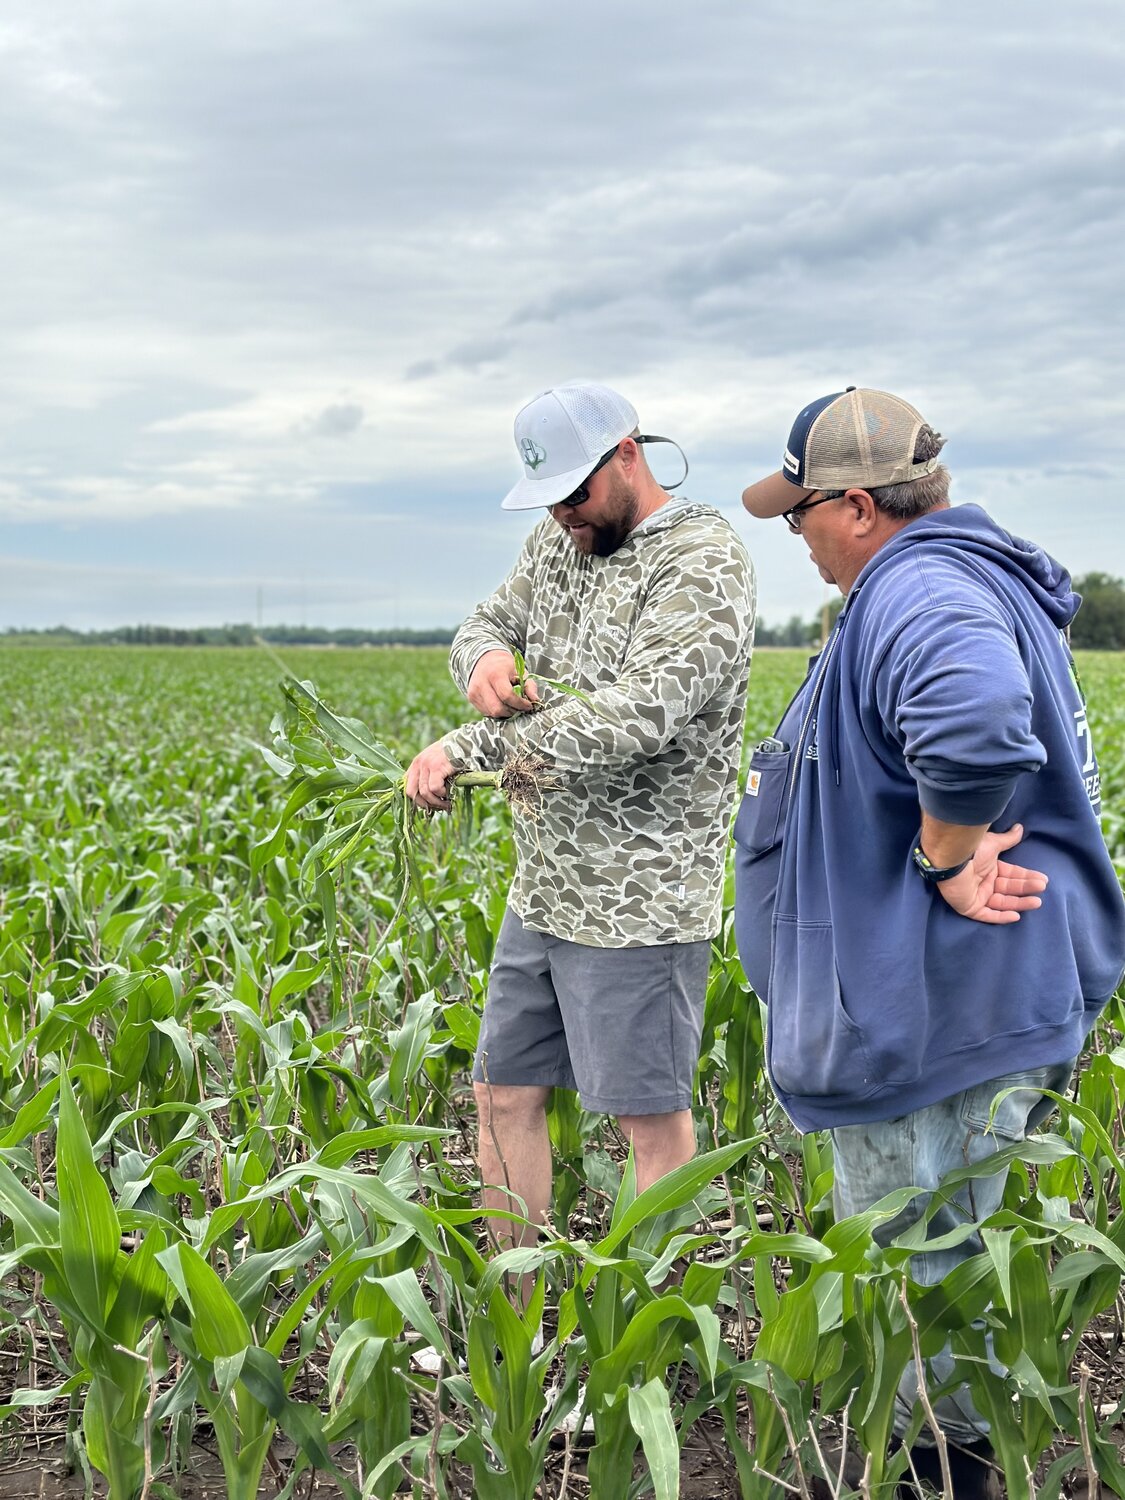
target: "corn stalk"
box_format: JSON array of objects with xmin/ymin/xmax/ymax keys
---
[{"xmin": 254, "ymin": 676, "xmax": 557, "ymax": 889}]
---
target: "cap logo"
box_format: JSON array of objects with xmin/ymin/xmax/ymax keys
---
[
  {"xmin": 520, "ymin": 438, "xmax": 547, "ymax": 471},
  {"xmin": 782, "ymin": 448, "xmax": 799, "ymax": 475}
]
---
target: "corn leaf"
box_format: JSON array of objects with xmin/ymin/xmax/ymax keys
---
[
  {"xmin": 754, "ymin": 1280, "xmax": 819, "ymax": 1380},
  {"xmin": 0, "ymin": 1077, "xmax": 60, "ymax": 1147},
  {"xmin": 237, "ymin": 1345, "xmax": 360, "ymax": 1499},
  {"xmin": 107, "ymin": 1225, "xmax": 170, "ymax": 1345},
  {"xmin": 0, "ymin": 1156, "xmax": 60, "ymax": 1248},
  {"xmin": 627, "ymin": 1379, "xmax": 680, "ymax": 1500},
  {"xmin": 162, "ymin": 1243, "xmax": 252, "ymax": 1359},
  {"xmin": 596, "ymin": 1138, "xmax": 762, "ymax": 1258},
  {"xmin": 374, "ymin": 1269, "xmax": 451, "ymax": 1362},
  {"xmin": 57, "ymin": 1070, "xmax": 121, "ymax": 1328},
  {"xmin": 283, "ymin": 677, "xmax": 404, "ymax": 777}
]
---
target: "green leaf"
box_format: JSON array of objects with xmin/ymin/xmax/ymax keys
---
[
  {"xmin": 374, "ymin": 1269, "xmax": 450, "ymax": 1362},
  {"xmin": 914, "ymin": 1255, "xmax": 997, "ymax": 1353},
  {"xmin": 223, "ymin": 1229, "xmax": 324, "ymax": 1320},
  {"xmin": 213, "ymin": 1350, "xmax": 247, "ymax": 1407},
  {"xmin": 821, "ymin": 1189, "xmax": 920, "ymax": 1269},
  {"xmin": 314, "ymin": 1124, "xmax": 448, "ymax": 1170},
  {"xmin": 203, "ymin": 1160, "xmax": 440, "ymax": 1255},
  {"xmin": 162, "ymin": 1243, "xmax": 252, "ymax": 1359},
  {"xmin": 251, "ymin": 777, "xmax": 324, "ymax": 874},
  {"xmin": 467, "ymin": 1313, "xmax": 500, "ymax": 1410},
  {"xmin": 982, "ymin": 1226, "xmax": 1014, "ymax": 1309},
  {"xmin": 589, "ymin": 1295, "xmax": 699, "ymax": 1399},
  {"xmin": 237, "ymin": 1345, "xmax": 360, "ymax": 1499},
  {"xmin": 542, "ymin": 677, "xmax": 600, "ymax": 711},
  {"xmin": 0, "ymin": 1156, "xmax": 60, "ymax": 1250},
  {"xmin": 107, "ymin": 1225, "xmax": 170, "ymax": 1345},
  {"xmin": 32, "ymin": 973, "xmax": 147, "ymax": 1054},
  {"xmin": 0, "ymin": 1077, "xmax": 60, "ymax": 1148},
  {"xmin": 754, "ymin": 1280, "xmax": 820, "ymax": 1380},
  {"xmin": 57, "ymin": 1070, "xmax": 121, "ymax": 1328},
  {"xmin": 994, "ymin": 1245, "xmax": 1058, "ymax": 1382},
  {"xmin": 595, "ymin": 1138, "xmax": 762, "ymax": 1259},
  {"xmin": 268, "ymin": 957, "xmax": 329, "ymax": 1009},
  {"xmin": 387, "ymin": 995, "xmax": 440, "ymax": 1100},
  {"xmin": 282, "ymin": 678, "xmax": 404, "ymax": 777},
  {"xmin": 628, "ymin": 1379, "xmax": 680, "ymax": 1500},
  {"xmin": 0, "ymin": 1372, "xmax": 88, "ymax": 1418}
]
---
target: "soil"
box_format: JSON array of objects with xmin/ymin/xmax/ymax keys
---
[
  {"xmin": 2, "ymin": 1408, "xmax": 1121, "ymax": 1499},
  {"xmin": 0, "ymin": 1425, "xmax": 737, "ymax": 1500}
]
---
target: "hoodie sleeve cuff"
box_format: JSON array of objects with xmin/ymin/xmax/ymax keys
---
[{"xmin": 915, "ymin": 777, "xmax": 1020, "ymax": 826}]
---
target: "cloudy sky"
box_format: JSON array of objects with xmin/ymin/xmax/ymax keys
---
[{"xmin": 0, "ymin": 1, "xmax": 1121, "ymax": 632}]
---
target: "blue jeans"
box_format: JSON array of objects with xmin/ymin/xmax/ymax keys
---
[{"xmin": 831, "ymin": 1059, "xmax": 1076, "ymax": 1448}]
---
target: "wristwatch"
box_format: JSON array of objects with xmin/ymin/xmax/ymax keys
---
[{"xmin": 912, "ymin": 844, "xmax": 973, "ymax": 883}]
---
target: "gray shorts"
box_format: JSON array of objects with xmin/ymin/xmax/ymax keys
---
[{"xmin": 472, "ymin": 908, "xmax": 710, "ymax": 1116}]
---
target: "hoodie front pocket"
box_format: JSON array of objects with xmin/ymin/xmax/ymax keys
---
[
  {"xmin": 766, "ymin": 918, "xmax": 875, "ymax": 1100},
  {"xmin": 733, "ymin": 749, "xmax": 791, "ymax": 858}
]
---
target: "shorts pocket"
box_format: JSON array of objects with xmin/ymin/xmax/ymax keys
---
[
  {"xmin": 733, "ymin": 749, "xmax": 792, "ymax": 857},
  {"xmin": 766, "ymin": 918, "xmax": 874, "ymax": 1099}
]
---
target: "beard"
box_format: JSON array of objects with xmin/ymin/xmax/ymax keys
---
[{"xmin": 567, "ymin": 475, "xmax": 640, "ymax": 557}]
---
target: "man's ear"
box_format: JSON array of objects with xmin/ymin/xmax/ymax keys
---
[
  {"xmin": 617, "ymin": 436, "xmax": 641, "ymax": 476},
  {"xmin": 845, "ymin": 487, "xmax": 878, "ymax": 535}
]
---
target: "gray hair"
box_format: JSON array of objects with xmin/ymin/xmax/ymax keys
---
[{"xmin": 869, "ymin": 426, "xmax": 950, "ymax": 518}]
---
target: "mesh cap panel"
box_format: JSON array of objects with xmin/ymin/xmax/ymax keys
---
[
  {"xmin": 805, "ymin": 389, "xmax": 934, "ymax": 490},
  {"xmin": 556, "ymin": 383, "xmax": 638, "ymax": 455}
]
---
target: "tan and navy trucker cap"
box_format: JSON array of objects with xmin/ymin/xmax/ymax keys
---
[{"xmin": 742, "ymin": 387, "xmax": 940, "ymax": 518}]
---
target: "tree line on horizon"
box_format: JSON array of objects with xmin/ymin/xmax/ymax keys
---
[{"xmin": 3, "ymin": 572, "xmax": 1124, "ymax": 650}]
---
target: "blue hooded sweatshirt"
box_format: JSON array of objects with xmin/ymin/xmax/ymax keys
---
[{"xmin": 734, "ymin": 504, "xmax": 1125, "ymax": 1133}]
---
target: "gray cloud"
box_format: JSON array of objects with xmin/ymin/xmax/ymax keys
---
[
  {"xmin": 302, "ymin": 403, "xmax": 365, "ymax": 439},
  {"xmin": 0, "ymin": 0, "xmax": 1121, "ymax": 631}
]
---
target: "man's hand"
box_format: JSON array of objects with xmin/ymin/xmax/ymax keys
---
[
  {"xmin": 405, "ymin": 741, "xmax": 457, "ymax": 812},
  {"xmin": 467, "ymin": 649, "xmax": 540, "ymax": 718},
  {"xmin": 936, "ymin": 823, "xmax": 1048, "ymax": 924}
]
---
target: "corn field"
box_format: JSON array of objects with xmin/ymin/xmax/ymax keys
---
[{"xmin": 0, "ymin": 644, "xmax": 1123, "ymax": 1500}]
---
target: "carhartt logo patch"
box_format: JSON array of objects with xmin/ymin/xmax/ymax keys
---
[
  {"xmin": 747, "ymin": 770, "xmax": 762, "ymax": 796},
  {"xmin": 520, "ymin": 438, "xmax": 547, "ymax": 471}
]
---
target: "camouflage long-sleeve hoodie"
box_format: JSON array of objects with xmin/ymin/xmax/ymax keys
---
[{"xmin": 442, "ymin": 500, "xmax": 755, "ymax": 948}]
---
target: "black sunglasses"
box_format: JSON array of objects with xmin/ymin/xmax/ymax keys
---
[
  {"xmin": 782, "ymin": 491, "xmax": 844, "ymax": 533},
  {"xmin": 556, "ymin": 436, "xmax": 663, "ymax": 508}
]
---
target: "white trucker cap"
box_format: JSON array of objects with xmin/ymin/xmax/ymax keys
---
[{"xmin": 501, "ymin": 381, "xmax": 639, "ymax": 511}]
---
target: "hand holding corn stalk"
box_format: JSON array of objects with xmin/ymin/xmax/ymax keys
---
[{"xmin": 253, "ymin": 677, "xmax": 559, "ymax": 891}]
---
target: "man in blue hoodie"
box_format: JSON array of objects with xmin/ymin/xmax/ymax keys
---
[{"xmin": 735, "ymin": 387, "xmax": 1125, "ymax": 1497}]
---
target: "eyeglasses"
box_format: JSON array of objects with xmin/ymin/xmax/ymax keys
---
[
  {"xmin": 556, "ymin": 445, "xmax": 620, "ymax": 508},
  {"xmin": 782, "ymin": 491, "xmax": 844, "ymax": 533},
  {"xmin": 555, "ymin": 435, "xmax": 663, "ymax": 509}
]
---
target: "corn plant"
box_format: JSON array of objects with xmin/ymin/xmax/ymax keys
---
[{"xmin": 0, "ymin": 1072, "xmax": 170, "ymax": 1499}]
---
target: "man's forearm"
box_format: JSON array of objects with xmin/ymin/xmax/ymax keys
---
[{"xmin": 918, "ymin": 811, "xmax": 989, "ymax": 869}]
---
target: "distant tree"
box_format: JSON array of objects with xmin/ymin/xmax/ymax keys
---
[
  {"xmin": 755, "ymin": 601, "xmax": 843, "ymax": 650},
  {"xmin": 1070, "ymin": 573, "xmax": 1125, "ymax": 650},
  {"xmin": 0, "ymin": 621, "xmax": 458, "ymax": 648}
]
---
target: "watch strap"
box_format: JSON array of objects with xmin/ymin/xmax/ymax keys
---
[{"xmin": 912, "ymin": 844, "xmax": 973, "ymax": 883}]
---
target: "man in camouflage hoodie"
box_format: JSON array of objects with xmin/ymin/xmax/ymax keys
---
[{"xmin": 407, "ymin": 380, "xmax": 755, "ymax": 1270}]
